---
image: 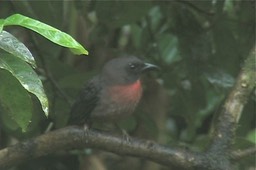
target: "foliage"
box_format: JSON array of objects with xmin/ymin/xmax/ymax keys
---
[
  {"xmin": 0, "ymin": 1, "xmax": 255, "ymax": 170},
  {"xmin": 0, "ymin": 14, "xmax": 88, "ymax": 132}
]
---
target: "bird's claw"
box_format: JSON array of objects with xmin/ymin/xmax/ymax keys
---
[{"xmin": 121, "ymin": 129, "xmax": 131, "ymax": 143}]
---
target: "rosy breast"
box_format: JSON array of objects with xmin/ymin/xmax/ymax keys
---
[{"xmin": 109, "ymin": 80, "xmax": 142, "ymax": 105}]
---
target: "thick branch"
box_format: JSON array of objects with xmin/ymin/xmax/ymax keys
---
[
  {"xmin": 203, "ymin": 45, "xmax": 256, "ymax": 170},
  {"xmin": 0, "ymin": 127, "xmax": 201, "ymax": 169},
  {"xmin": 209, "ymin": 45, "xmax": 255, "ymax": 153}
]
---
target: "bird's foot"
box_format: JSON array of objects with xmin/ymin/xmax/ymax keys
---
[
  {"xmin": 82, "ymin": 123, "xmax": 90, "ymax": 140},
  {"xmin": 121, "ymin": 129, "xmax": 131, "ymax": 143},
  {"xmin": 83, "ymin": 123, "xmax": 89, "ymax": 131}
]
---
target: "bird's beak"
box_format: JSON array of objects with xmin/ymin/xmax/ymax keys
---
[{"xmin": 142, "ymin": 63, "xmax": 160, "ymax": 72}]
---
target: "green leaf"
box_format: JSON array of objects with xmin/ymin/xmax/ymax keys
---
[
  {"xmin": 246, "ymin": 129, "xmax": 256, "ymax": 144},
  {"xmin": 0, "ymin": 19, "xmax": 4, "ymax": 32},
  {"xmin": 0, "ymin": 70, "xmax": 32, "ymax": 132},
  {"xmin": 0, "ymin": 53, "xmax": 49, "ymax": 116},
  {"xmin": 157, "ymin": 34, "xmax": 181, "ymax": 64},
  {"xmin": 204, "ymin": 68, "xmax": 235, "ymax": 88},
  {"xmin": 3, "ymin": 14, "xmax": 88, "ymax": 55},
  {"xmin": 0, "ymin": 30, "xmax": 36, "ymax": 67}
]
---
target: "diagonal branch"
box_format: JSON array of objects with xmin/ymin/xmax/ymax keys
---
[
  {"xmin": 208, "ymin": 45, "xmax": 255, "ymax": 153},
  {"xmin": 204, "ymin": 45, "xmax": 256, "ymax": 170}
]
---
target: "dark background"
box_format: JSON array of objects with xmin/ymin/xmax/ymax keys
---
[{"xmin": 0, "ymin": 1, "xmax": 255, "ymax": 170}]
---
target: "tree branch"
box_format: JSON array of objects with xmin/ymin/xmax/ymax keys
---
[
  {"xmin": 0, "ymin": 127, "xmax": 200, "ymax": 169},
  {"xmin": 231, "ymin": 147, "xmax": 256, "ymax": 161},
  {"xmin": 209, "ymin": 45, "xmax": 255, "ymax": 150},
  {"xmin": 204, "ymin": 45, "xmax": 256, "ymax": 169}
]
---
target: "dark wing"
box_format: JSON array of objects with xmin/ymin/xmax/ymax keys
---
[{"xmin": 68, "ymin": 76, "xmax": 101, "ymax": 125}]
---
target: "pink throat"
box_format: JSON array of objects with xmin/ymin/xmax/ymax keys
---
[{"xmin": 110, "ymin": 80, "xmax": 142, "ymax": 104}]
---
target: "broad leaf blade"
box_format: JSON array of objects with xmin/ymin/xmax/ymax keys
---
[
  {"xmin": 0, "ymin": 30, "xmax": 36, "ymax": 67},
  {"xmin": 0, "ymin": 70, "xmax": 32, "ymax": 132},
  {"xmin": 0, "ymin": 54, "xmax": 49, "ymax": 116},
  {"xmin": 4, "ymin": 14, "xmax": 88, "ymax": 55}
]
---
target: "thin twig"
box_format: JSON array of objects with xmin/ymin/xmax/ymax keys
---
[
  {"xmin": 231, "ymin": 147, "xmax": 256, "ymax": 161},
  {"xmin": 176, "ymin": 0, "xmax": 215, "ymax": 16}
]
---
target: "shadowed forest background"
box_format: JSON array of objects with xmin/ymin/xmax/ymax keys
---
[{"xmin": 0, "ymin": 1, "xmax": 255, "ymax": 170}]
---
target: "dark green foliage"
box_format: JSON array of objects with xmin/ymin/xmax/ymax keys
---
[{"xmin": 0, "ymin": 1, "xmax": 255, "ymax": 170}]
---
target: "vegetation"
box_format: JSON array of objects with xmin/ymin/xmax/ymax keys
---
[{"xmin": 0, "ymin": 1, "xmax": 255, "ymax": 170}]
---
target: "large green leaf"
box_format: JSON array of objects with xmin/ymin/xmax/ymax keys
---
[
  {"xmin": 0, "ymin": 70, "xmax": 32, "ymax": 132},
  {"xmin": 0, "ymin": 53, "xmax": 48, "ymax": 116},
  {"xmin": 0, "ymin": 30, "xmax": 36, "ymax": 67},
  {"xmin": 2, "ymin": 14, "xmax": 88, "ymax": 55}
]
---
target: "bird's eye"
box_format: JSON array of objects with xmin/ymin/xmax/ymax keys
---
[{"xmin": 128, "ymin": 63, "xmax": 136, "ymax": 70}]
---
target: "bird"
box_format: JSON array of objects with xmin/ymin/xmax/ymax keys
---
[{"xmin": 68, "ymin": 56, "xmax": 159, "ymax": 127}]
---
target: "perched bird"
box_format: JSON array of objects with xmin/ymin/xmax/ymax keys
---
[{"xmin": 68, "ymin": 56, "xmax": 158, "ymax": 126}]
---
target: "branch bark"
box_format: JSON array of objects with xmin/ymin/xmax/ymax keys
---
[
  {"xmin": 0, "ymin": 45, "xmax": 255, "ymax": 169},
  {"xmin": 203, "ymin": 45, "xmax": 256, "ymax": 170},
  {"xmin": 0, "ymin": 127, "xmax": 201, "ymax": 169},
  {"xmin": 231, "ymin": 147, "xmax": 256, "ymax": 161}
]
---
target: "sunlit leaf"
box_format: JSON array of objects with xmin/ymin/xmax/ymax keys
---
[
  {"xmin": 0, "ymin": 53, "xmax": 49, "ymax": 116},
  {"xmin": 0, "ymin": 30, "xmax": 36, "ymax": 67},
  {"xmin": 3, "ymin": 14, "xmax": 88, "ymax": 55}
]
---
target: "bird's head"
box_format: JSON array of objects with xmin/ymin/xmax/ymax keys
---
[{"xmin": 101, "ymin": 56, "xmax": 159, "ymax": 85}]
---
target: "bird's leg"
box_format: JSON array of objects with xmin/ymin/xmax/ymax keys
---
[
  {"xmin": 114, "ymin": 123, "xmax": 131, "ymax": 143},
  {"xmin": 83, "ymin": 123, "xmax": 89, "ymax": 131},
  {"xmin": 82, "ymin": 120, "xmax": 93, "ymax": 140},
  {"xmin": 84, "ymin": 119, "xmax": 93, "ymax": 129},
  {"xmin": 121, "ymin": 129, "xmax": 131, "ymax": 143}
]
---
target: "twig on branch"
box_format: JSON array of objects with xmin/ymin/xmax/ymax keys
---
[
  {"xmin": 176, "ymin": 0, "xmax": 215, "ymax": 16},
  {"xmin": 231, "ymin": 147, "xmax": 256, "ymax": 161}
]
